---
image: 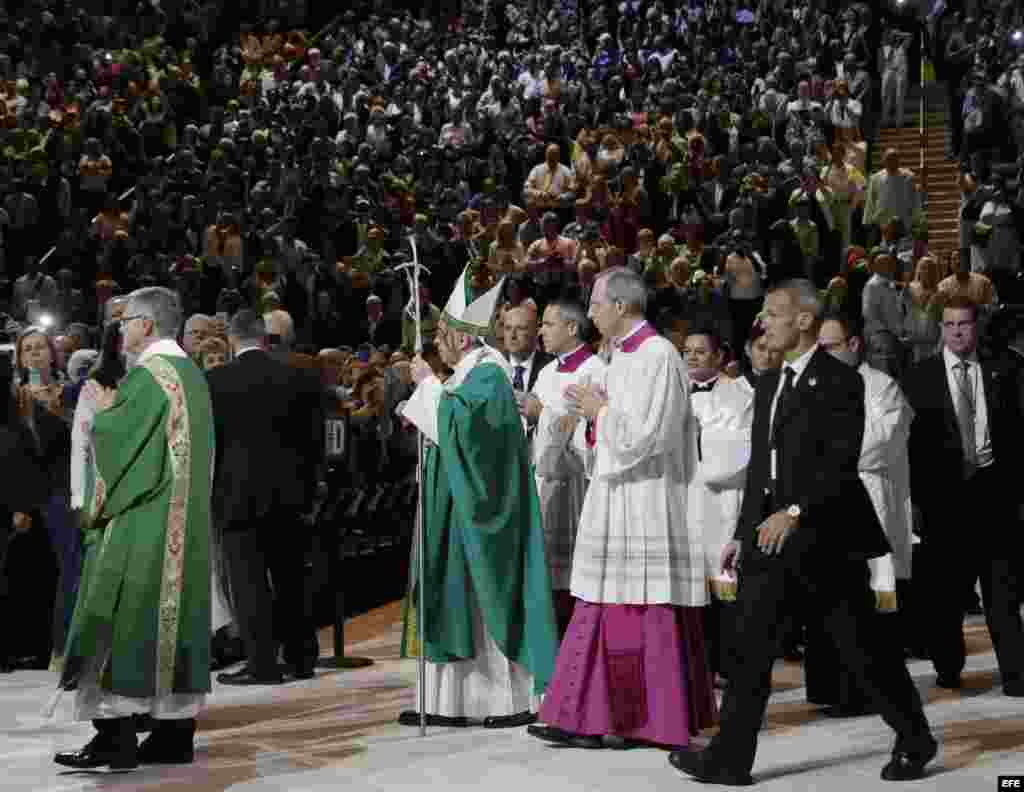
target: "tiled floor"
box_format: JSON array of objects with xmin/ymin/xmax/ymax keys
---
[{"xmin": 3, "ymin": 607, "xmax": 1022, "ymax": 792}]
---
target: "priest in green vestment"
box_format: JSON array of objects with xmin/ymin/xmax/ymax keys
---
[
  {"xmin": 397, "ymin": 265, "xmax": 558, "ymax": 728},
  {"xmin": 54, "ymin": 286, "xmax": 214, "ymax": 771}
]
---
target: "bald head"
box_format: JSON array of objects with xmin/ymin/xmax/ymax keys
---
[{"xmin": 264, "ymin": 309, "xmax": 295, "ymax": 348}]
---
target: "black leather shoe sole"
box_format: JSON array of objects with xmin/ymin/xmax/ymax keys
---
[
  {"xmin": 483, "ymin": 711, "xmax": 537, "ymax": 729},
  {"xmin": 397, "ymin": 711, "xmax": 476, "ymax": 728},
  {"xmin": 599, "ymin": 735, "xmax": 645, "ymax": 749},
  {"xmin": 526, "ymin": 724, "xmax": 603, "ymax": 749},
  {"xmin": 667, "ymin": 749, "xmax": 754, "ymax": 786},
  {"xmin": 54, "ymin": 749, "xmax": 138, "ymax": 770},
  {"xmin": 935, "ymin": 673, "xmax": 962, "ymax": 690},
  {"xmin": 217, "ymin": 671, "xmax": 284, "ymax": 685},
  {"xmin": 880, "ymin": 740, "xmax": 937, "ymax": 782},
  {"xmin": 824, "ymin": 705, "xmax": 876, "ymax": 719},
  {"xmin": 137, "ymin": 748, "xmax": 194, "ymax": 765}
]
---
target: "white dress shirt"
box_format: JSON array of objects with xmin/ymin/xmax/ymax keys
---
[{"xmin": 942, "ymin": 345, "xmax": 992, "ymax": 468}]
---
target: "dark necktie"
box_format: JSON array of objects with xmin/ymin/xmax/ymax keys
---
[
  {"xmin": 513, "ymin": 365, "xmax": 526, "ymax": 391},
  {"xmin": 771, "ymin": 366, "xmax": 796, "ymax": 446},
  {"xmin": 955, "ymin": 360, "xmax": 977, "ymax": 478},
  {"xmin": 691, "ymin": 381, "xmax": 716, "ymax": 393}
]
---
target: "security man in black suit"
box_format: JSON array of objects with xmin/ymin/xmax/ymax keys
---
[
  {"xmin": 669, "ymin": 279, "xmax": 936, "ymax": 785},
  {"xmin": 207, "ymin": 309, "xmax": 324, "ymax": 685},
  {"xmin": 902, "ymin": 295, "xmax": 1024, "ymax": 697}
]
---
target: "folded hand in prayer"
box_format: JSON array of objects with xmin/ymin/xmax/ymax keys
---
[{"xmin": 564, "ymin": 382, "xmax": 607, "ymax": 420}]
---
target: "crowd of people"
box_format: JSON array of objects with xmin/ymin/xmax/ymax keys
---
[{"xmin": 0, "ymin": 0, "xmax": 1023, "ymax": 782}]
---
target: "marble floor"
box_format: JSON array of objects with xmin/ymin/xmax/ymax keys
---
[{"xmin": 2, "ymin": 607, "xmax": 1022, "ymax": 792}]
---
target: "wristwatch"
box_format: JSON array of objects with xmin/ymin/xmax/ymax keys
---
[{"xmin": 786, "ymin": 504, "xmax": 802, "ymax": 521}]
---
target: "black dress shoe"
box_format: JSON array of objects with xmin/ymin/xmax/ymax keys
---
[
  {"xmin": 1003, "ymin": 678, "xmax": 1024, "ymax": 697},
  {"xmin": 668, "ymin": 748, "xmax": 754, "ymax": 786},
  {"xmin": 526, "ymin": 724, "xmax": 602, "ymax": 749},
  {"xmin": 54, "ymin": 735, "xmax": 138, "ymax": 770},
  {"xmin": 138, "ymin": 719, "xmax": 196, "ymax": 765},
  {"xmin": 935, "ymin": 672, "xmax": 962, "ymax": 690},
  {"xmin": 483, "ymin": 711, "xmax": 537, "ymax": 729},
  {"xmin": 397, "ymin": 711, "xmax": 476, "ymax": 728},
  {"xmin": 880, "ymin": 739, "xmax": 937, "ymax": 781},
  {"xmin": 599, "ymin": 735, "xmax": 645, "ymax": 749},
  {"xmin": 132, "ymin": 714, "xmax": 156, "ymax": 733},
  {"xmin": 824, "ymin": 705, "xmax": 876, "ymax": 719},
  {"xmin": 217, "ymin": 666, "xmax": 283, "ymax": 685},
  {"xmin": 9, "ymin": 655, "xmax": 50, "ymax": 671},
  {"xmin": 283, "ymin": 661, "xmax": 316, "ymax": 680},
  {"xmin": 137, "ymin": 735, "xmax": 194, "ymax": 765}
]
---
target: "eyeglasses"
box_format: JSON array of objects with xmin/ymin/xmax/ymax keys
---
[{"xmin": 942, "ymin": 320, "xmax": 976, "ymax": 330}]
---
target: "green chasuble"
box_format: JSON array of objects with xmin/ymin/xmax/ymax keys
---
[
  {"xmin": 61, "ymin": 353, "xmax": 214, "ymax": 699},
  {"xmin": 402, "ymin": 359, "xmax": 558, "ymax": 695}
]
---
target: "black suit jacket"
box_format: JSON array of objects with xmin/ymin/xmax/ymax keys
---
[
  {"xmin": 355, "ymin": 316, "xmax": 403, "ymax": 349},
  {"xmin": 206, "ymin": 349, "xmax": 324, "ymax": 527},
  {"xmin": 700, "ymin": 180, "xmax": 739, "ymax": 219},
  {"xmin": 736, "ymin": 347, "xmax": 889, "ymax": 566},
  {"xmin": 902, "ymin": 351, "xmax": 1024, "ymax": 538}
]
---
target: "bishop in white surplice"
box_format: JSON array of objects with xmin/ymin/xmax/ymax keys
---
[{"xmin": 533, "ymin": 269, "xmax": 715, "ymax": 749}]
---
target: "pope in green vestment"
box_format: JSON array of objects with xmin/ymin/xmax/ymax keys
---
[
  {"xmin": 399, "ymin": 266, "xmax": 558, "ymax": 721},
  {"xmin": 60, "ymin": 338, "xmax": 214, "ymax": 708}
]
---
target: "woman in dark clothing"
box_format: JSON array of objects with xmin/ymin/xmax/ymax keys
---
[
  {"xmin": 13, "ymin": 327, "xmax": 74, "ymax": 670},
  {"xmin": 0, "ymin": 352, "xmax": 61, "ymax": 671}
]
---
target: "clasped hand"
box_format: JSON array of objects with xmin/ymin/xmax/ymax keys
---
[
  {"xmin": 564, "ymin": 382, "xmax": 607, "ymax": 421},
  {"xmin": 516, "ymin": 392, "xmax": 543, "ymax": 421},
  {"xmin": 93, "ymin": 385, "xmax": 118, "ymax": 412}
]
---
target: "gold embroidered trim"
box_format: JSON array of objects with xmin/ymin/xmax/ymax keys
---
[{"xmin": 144, "ymin": 357, "xmax": 192, "ymax": 698}]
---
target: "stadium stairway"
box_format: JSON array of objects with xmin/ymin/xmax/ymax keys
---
[{"xmin": 874, "ymin": 81, "xmax": 960, "ymax": 265}]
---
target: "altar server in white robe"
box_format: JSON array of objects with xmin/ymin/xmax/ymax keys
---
[
  {"xmin": 804, "ymin": 312, "xmax": 914, "ymax": 716},
  {"xmin": 683, "ymin": 327, "xmax": 755, "ymax": 684},
  {"xmin": 519, "ymin": 299, "xmax": 606, "ymax": 638},
  {"xmin": 529, "ymin": 268, "xmax": 716, "ymax": 750}
]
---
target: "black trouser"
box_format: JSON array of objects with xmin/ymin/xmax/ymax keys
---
[
  {"xmin": 703, "ymin": 596, "xmax": 737, "ymax": 680},
  {"xmin": 918, "ymin": 466, "xmax": 1024, "ymax": 685},
  {"xmin": 221, "ymin": 511, "xmax": 315, "ymax": 677},
  {"xmin": 708, "ymin": 551, "xmax": 931, "ymax": 775},
  {"xmin": 804, "ymin": 603, "xmax": 902, "ymax": 713}
]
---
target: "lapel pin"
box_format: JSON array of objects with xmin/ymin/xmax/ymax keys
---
[{"xmin": 808, "ymin": 378, "xmax": 817, "ymax": 387}]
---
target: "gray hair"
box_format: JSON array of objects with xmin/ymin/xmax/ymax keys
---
[
  {"xmin": 602, "ymin": 268, "xmax": 648, "ymax": 314},
  {"xmin": 127, "ymin": 287, "xmax": 183, "ymax": 339},
  {"xmin": 104, "ymin": 296, "xmax": 129, "ymax": 324},
  {"xmin": 184, "ymin": 313, "xmax": 212, "ymax": 334},
  {"xmin": 548, "ymin": 299, "xmax": 589, "ymax": 340},
  {"xmin": 68, "ymin": 349, "xmax": 99, "ymax": 383},
  {"xmin": 229, "ymin": 309, "xmax": 268, "ymax": 345},
  {"xmin": 769, "ymin": 278, "xmax": 823, "ymax": 321}
]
